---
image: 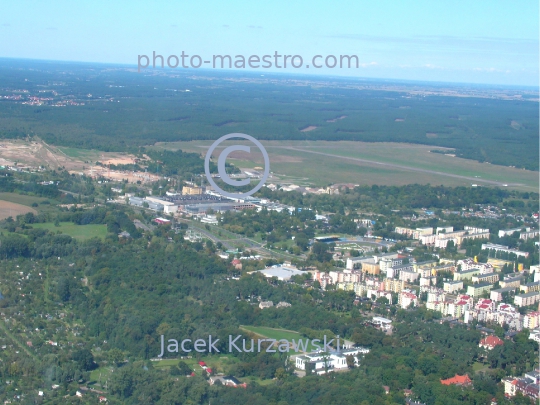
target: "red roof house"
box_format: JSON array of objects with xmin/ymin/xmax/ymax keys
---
[
  {"xmin": 440, "ymin": 374, "xmax": 472, "ymax": 386},
  {"xmin": 479, "ymin": 335, "xmax": 504, "ymax": 350}
]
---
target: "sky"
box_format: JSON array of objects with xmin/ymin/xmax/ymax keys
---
[{"xmin": 0, "ymin": 0, "xmax": 538, "ymax": 86}]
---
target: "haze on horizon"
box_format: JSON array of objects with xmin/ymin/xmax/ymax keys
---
[{"xmin": 0, "ymin": 0, "xmax": 538, "ymax": 87}]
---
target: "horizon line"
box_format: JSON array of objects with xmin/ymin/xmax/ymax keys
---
[{"xmin": 0, "ymin": 56, "xmax": 538, "ymax": 90}]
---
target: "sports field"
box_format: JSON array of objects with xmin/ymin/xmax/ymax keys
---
[
  {"xmin": 31, "ymin": 222, "xmax": 107, "ymax": 240},
  {"xmin": 153, "ymin": 140, "xmax": 538, "ymax": 191}
]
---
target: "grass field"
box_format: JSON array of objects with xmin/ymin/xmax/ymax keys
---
[
  {"xmin": 57, "ymin": 146, "xmax": 100, "ymax": 160},
  {"xmin": 0, "ymin": 192, "xmax": 53, "ymax": 207},
  {"xmin": 152, "ymin": 354, "xmax": 240, "ymax": 376},
  {"xmin": 472, "ymin": 361, "xmax": 489, "ymax": 374},
  {"xmin": 153, "ymin": 140, "xmax": 539, "ymax": 191},
  {"xmin": 31, "ymin": 222, "xmax": 107, "ymax": 240},
  {"xmin": 240, "ymin": 325, "xmax": 319, "ymax": 352}
]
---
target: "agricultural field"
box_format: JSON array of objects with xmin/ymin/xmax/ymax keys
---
[
  {"xmin": 0, "ymin": 199, "xmax": 37, "ymax": 220},
  {"xmin": 30, "ymin": 222, "xmax": 107, "ymax": 240},
  {"xmin": 153, "ymin": 140, "xmax": 539, "ymax": 191}
]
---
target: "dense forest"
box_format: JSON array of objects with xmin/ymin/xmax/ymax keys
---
[
  {"xmin": 0, "ymin": 60, "xmax": 538, "ymax": 170},
  {"xmin": 0, "ymin": 189, "xmax": 537, "ymax": 403}
]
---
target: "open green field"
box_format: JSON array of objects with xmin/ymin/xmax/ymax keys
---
[
  {"xmin": 152, "ymin": 354, "xmax": 240, "ymax": 376},
  {"xmin": 89, "ymin": 366, "xmax": 115, "ymax": 384},
  {"xmin": 472, "ymin": 361, "xmax": 490, "ymax": 374},
  {"xmin": 240, "ymin": 325, "xmax": 319, "ymax": 352},
  {"xmin": 31, "ymin": 222, "xmax": 107, "ymax": 240},
  {"xmin": 57, "ymin": 146, "xmax": 101, "ymax": 160},
  {"xmin": 153, "ymin": 140, "xmax": 539, "ymax": 191},
  {"xmin": 0, "ymin": 192, "xmax": 54, "ymax": 207}
]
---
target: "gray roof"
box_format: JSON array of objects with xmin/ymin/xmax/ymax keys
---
[
  {"xmin": 491, "ymin": 287, "xmax": 516, "ymax": 293},
  {"xmin": 468, "ymin": 282, "xmax": 492, "ymax": 289},
  {"xmin": 517, "ymin": 291, "xmax": 540, "ymax": 298}
]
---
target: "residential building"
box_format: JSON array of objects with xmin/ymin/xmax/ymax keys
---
[
  {"xmin": 420, "ymin": 276, "xmax": 436, "ymax": 287},
  {"xmin": 500, "ymin": 277, "xmax": 522, "ymax": 289},
  {"xmin": 432, "ymin": 263, "xmax": 456, "ymax": 274},
  {"xmin": 521, "ymin": 282, "xmax": 540, "ymax": 294},
  {"xmin": 453, "ymin": 269, "xmax": 481, "ymax": 281},
  {"xmin": 496, "ymin": 303, "xmax": 522, "ymax": 329},
  {"xmin": 361, "ymin": 260, "xmax": 381, "ymax": 275},
  {"xmin": 478, "ymin": 335, "xmax": 504, "ymax": 350},
  {"xmin": 399, "ymin": 291, "xmax": 418, "ymax": 309},
  {"xmin": 400, "ymin": 270, "xmax": 420, "ymax": 283},
  {"xmin": 481, "ymin": 243, "xmax": 529, "ymax": 259},
  {"xmin": 457, "ymin": 259, "xmax": 494, "ymax": 274},
  {"xmin": 383, "ymin": 278, "xmax": 405, "ymax": 293},
  {"xmin": 457, "ymin": 295, "xmax": 474, "ymax": 307},
  {"xmin": 440, "ymin": 374, "xmax": 472, "ymax": 386},
  {"xmin": 386, "ymin": 263, "xmax": 414, "ymax": 279},
  {"xmin": 446, "ymin": 300, "xmax": 469, "ymax": 318},
  {"xmin": 427, "ymin": 290, "xmax": 446, "ymax": 303},
  {"xmin": 475, "ymin": 299, "xmax": 496, "ymax": 312},
  {"xmin": 443, "ymin": 281, "xmax": 463, "ymax": 293},
  {"xmin": 515, "ymin": 292, "xmax": 540, "ymax": 307},
  {"xmin": 346, "ymin": 256, "xmax": 367, "ymax": 270},
  {"xmin": 380, "ymin": 257, "xmax": 407, "ymax": 275},
  {"xmin": 503, "ymin": 370, "xmax": 540, "ymax": 400},
  {"xmin": 490, "ymin": 287, "xmax": 517, "ymax": 302},
  {"xmin": 394, "ymin": 226, "xmax": 433, "ymax": 239},
  {"xmin": 336, "ymin": 282, "xmax": 354, "ymax": 291},
  {"xmin": 498, "ymin": 227, "xmax": 528, "ymax": 238},
  {"xmin": 520, "ymin": 230, "xmax": 539, "ymax": 241},
  {"xmin": 472, "ymin": 273, "xmax": 499, "ymax": 284},
  {"xmin": 467, "ymin": 282, "xmax": 493, "ymax": 298},
  {"xmin": 523, "ymin": 312, "xmax": 540, "ymax": 329}
]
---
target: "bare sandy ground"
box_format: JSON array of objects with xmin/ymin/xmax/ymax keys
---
[
  {"xmin": 0, "ymin": 139, "xmax": 158, "ymax": 183},
  {"xmin": 100, "ymin": 157, "xmax": 137, "ymax": 165}
]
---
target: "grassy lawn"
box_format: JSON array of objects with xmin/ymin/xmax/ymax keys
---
[
  {"xmin": 31, "ymin": 222, "xmax": 108, "ymax": 240},
  {"xmin": 240, "ymin": 325, "xmax": 319, "ymax": 352},
  {"xmin": 89, "ymin": 366, "xmax": 115, "ymax": 384},
  {"xmin": 57, "ymin": 146, "xmax": 101, "ymax": 160},
  {"xmin": 472, "ymin": 361, "xmax": 489, "ymax": 374}
]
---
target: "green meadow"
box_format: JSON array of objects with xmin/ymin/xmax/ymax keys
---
[{"xmin": 31, "ymin": 222, "xmax": 107, "ymax": 240}]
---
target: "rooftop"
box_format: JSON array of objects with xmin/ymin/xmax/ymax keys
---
[{"xmin": 253, "ymin": 266, "xmax": 305, "ymax": 281}]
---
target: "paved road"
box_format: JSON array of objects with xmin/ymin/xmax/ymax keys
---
[
  {"xmin": 134, "ymin": 219, "xmax": 153, "ymax": 232},
  {"xmin": 274, "ymin": 146, "xmax": 525, "ymax": 188},
  {"xmin": 184, "ymin": 219, "xmax": 304, "ymax": 260}
]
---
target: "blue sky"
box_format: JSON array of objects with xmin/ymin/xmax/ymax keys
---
[{"xmin": 1, "ymin": 0, "xmax": 538, "ymax": 86}]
